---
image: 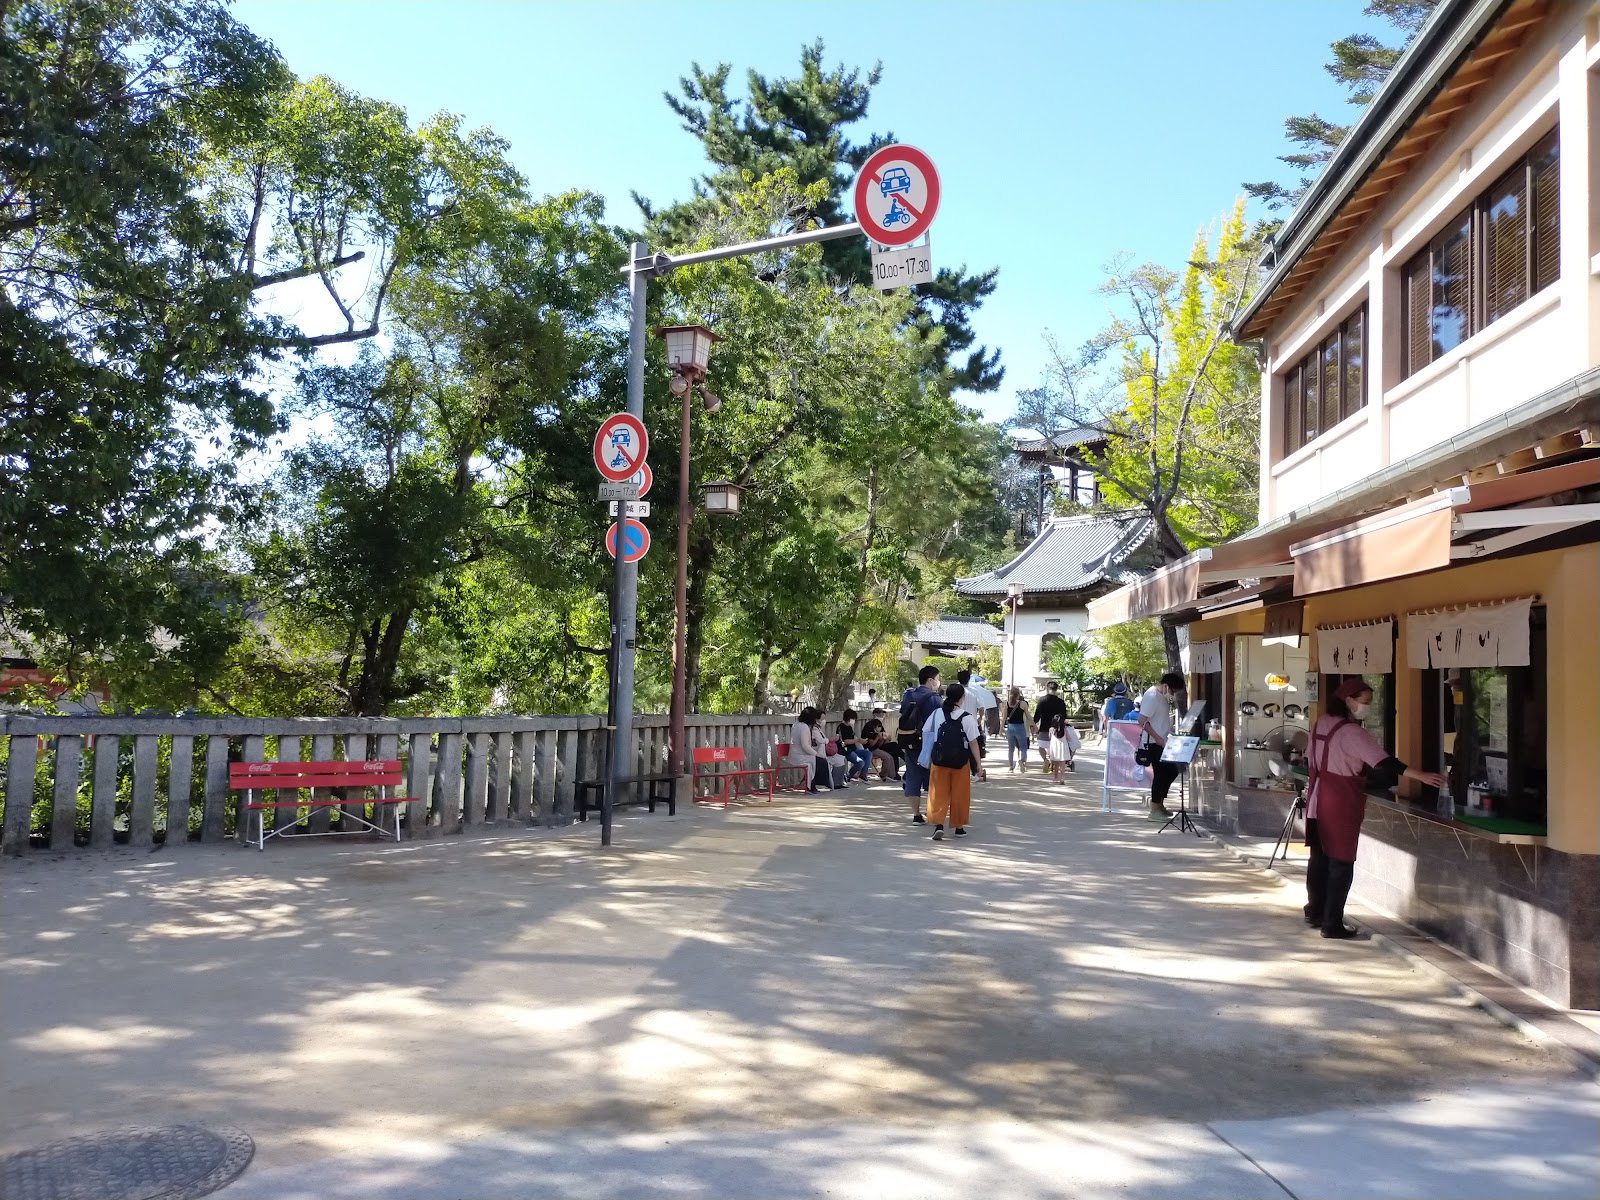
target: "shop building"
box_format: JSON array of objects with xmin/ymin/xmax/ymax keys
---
[{"xmin": 1088, "ymin": 0, "xmax": 1600, "ymax": 1009}]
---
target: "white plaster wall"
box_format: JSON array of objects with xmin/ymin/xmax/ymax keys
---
[
  {"xmin": 1256, "ymin": 1, "xmax": 1594, "ymax": 522},
  {"xmin": 1003, "ymin": 607, "xmax": 1091, "ymax": 693}
]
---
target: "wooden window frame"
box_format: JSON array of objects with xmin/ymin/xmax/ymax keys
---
[
  {"xmin": 1279, "ymin": 303, "xmax": 1369, "ymax": 457},
  {"xmin": 1399, "ymin": 127, "xmax": 1559, "ymax": 380}
]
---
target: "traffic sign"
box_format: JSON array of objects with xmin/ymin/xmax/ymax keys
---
[
  {"xmin": 593, "ymin": 413, "xmax": 649, "ymax": 482},
  {"xmin": 608, "ymin": 500, "xmax": 651, "ymax": 517},
  {"xmin": 853, "ymin": 144, "xmax": 941, "ymax": 247},
  {"xmin": 605, "ymin": 519, "xmax": 651, "ymax": 563},
  {"xmin": 629, "ymin": 463, "xmax": 653, "ymax": 498},
  {"xmin": 598, "ymin": 481, "xmax": 641, "ymax": 501}
]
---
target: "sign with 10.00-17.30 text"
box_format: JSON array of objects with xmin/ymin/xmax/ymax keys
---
[{"xmin": 871, "ymin": 242, "xmax": 934, "ymax": 291}]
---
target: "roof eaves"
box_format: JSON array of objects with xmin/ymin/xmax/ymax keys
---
[{"xmin": 1235, "ymin": 0, "xmax": 1509, "ymax": 338}]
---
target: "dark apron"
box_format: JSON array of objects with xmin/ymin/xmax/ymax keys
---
[{"xmin": 1305, "ymin": 717, "xmax": 1368, "ymax": 862}]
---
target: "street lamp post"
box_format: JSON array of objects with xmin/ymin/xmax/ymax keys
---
[
  {"xmin": 658, "ymin": 324, "xmax": 721, "ymax": 787},
  {"xmin": 605, "ymin": 223, "xmax": 864, "ymax": 844}
]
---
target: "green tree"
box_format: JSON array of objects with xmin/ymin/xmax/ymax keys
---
[
  {"xmin": 1090, "ymin": 621, "xmax": 1167, "ymax": 692},
  {"xmin": 1, "ymin": 0, "xmax": 289, "ymax": 700},
  {"xmin": 1013, "ymin": 202, "xmax": 1264, "ymax": 560},
  {"xmin": 646, "ymin": 41, "xmax": 1003, "ymax": 394},
  {"xmin": 1245, "ymin": 1, "xmax": 1440, "ymax": 211},
  {"xmin": 1043, "ymin": 637, "xmax": 1107, "ymax": 712}
]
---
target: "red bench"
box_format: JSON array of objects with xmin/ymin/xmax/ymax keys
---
[
  {"xmin": 229, "ymin": 759, "xmax": 413, "ymax": 851},
  {"xmin": 772, "ymin": 743, "xmax": 811, "ymax": 793},
  {"xmin": 692, "ymin": 746, "xmax": 795, "ymax": 808}
]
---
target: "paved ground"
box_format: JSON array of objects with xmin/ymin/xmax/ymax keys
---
[{"xmin": 2, "ymin": 744, "xmax": 1595, "ymax": 1198}]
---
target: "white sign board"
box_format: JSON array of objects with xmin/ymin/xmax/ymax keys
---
[
  {"xmin": 608, "ymin": 500, "xmax": 652, "ymax": 517},
  {"xmin": 1316, "ymin": 620, "xmax": 1393, "ymax": 674},
  {"xmin": 597, "ymin": 481, "xmax": 642, "ymax": 501},
  {"xmin": 871, "ymin": 242, "xmax": 934, "ymax": 290}
]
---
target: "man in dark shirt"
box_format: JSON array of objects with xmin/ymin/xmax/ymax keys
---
[
  {"xmin": 1033, "ymin": 681, "xmax": 1069, "ymax": 747},
  {"xmin": 898, "ymin": 665, "xmax": 942, "ymax": 822}
]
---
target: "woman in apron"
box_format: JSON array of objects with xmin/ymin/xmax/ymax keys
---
[{"xmin": 1305, "ymin": 678, "xmax": 1444, "ymax": 939}]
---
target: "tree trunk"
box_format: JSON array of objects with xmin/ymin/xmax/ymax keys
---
[
  {"xmin": 816, "ymin": 463, "xmax": 879, "ymax": 709},
  {"xmin": 752, "ymin": 648, "xmax": 781, "ymax": 713},
  {"xmin": 1161, "ymin": 619, "xmax": 1183, "ymax": 676},
  {"xmin": 351, "ymin": 605, "xmax": 414, "ymax": 716}
]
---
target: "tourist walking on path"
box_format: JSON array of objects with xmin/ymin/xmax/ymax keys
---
[
  {"xmin": 785, "ymin": 706, "xmax": 828, "ymax": 793},
  {"xmin": 1100, "ymin": 682, "xmax": 1134, "ymax": 743},
  {"xmin": 1305, "ymin": 677, "xmax": 1444, "ymax": 939},
  {"xmin": 897, "ymin": 665, "xmax": 943, "ymax": 823},
  {"xmin": 1137, "ymin": 673, "xmax": 1185, "ymax": 819},
  {"xmin": 955, "ymin": 669, "xmax": 997, "ymax": 780},
  {"xmin": 1002, "ymin": 686, "xmax": 1031, "ymax": 773},
  {"xmin": 920, "ymin": 682, "xmax": 981, "ymax": 841},
  {"xmin": 1032, "ymin": 681, "xmax": 1068, "ymax": 767},
  {"xmin": 1047, "ymin": 712, "xmax": 1080, "ymax": 780}
]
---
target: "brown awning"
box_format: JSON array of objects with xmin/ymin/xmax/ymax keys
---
[
  {"xmin": 1290, "ymin": 458, "xmax": 1600, "ymax": 596},
  {"xmin": 1084, "ymin": 511, "xmax": 1358, "ymax": 631}
]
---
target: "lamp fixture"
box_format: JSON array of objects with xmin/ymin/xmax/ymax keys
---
[{"xmin": 701, "ymin": 480, "xmax": 742, "ymax": 515}]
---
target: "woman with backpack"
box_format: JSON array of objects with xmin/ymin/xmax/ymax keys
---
[{"xmin": 918, "ymin": 682, "xmax": 981, "ymax": 841}]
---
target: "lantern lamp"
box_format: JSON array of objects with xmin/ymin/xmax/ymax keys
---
[
  {"xmin": 701, "ymin": 480, "xmax": 742, "ymax": 515},
  {"xmin": 655, "ymin": 324, "xmax": 720, "ymax": 379}
]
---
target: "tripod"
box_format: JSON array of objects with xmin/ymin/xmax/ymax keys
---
[
  {"xmin": 1269, "ymin": 782, "xmax": 1307, "ymax": 866},
  {"xmin": 1157, "ymin": 764, "xmax": 1199, "ymax": 836}
]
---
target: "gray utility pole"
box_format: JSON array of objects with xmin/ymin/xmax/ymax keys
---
[{"xmin": 605, "ymin": 223, "xmax": 864, "ymax": 844}]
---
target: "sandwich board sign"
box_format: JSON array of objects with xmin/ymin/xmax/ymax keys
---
[
  {"xmin": 853, "ymin": 144, "xmax": 941, "ymax": 248},
  {"xmin": 1101, "ymin": 719, "xmax": 1149, "ymax": 813},
  {"xmin": 594, "ymin": 413, "xmax": 649, "ymax": 483}
]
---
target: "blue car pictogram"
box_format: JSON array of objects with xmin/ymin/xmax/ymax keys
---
[{"xmin": 879, "ymin": 167, "xmax": 912, "ymax": 197}]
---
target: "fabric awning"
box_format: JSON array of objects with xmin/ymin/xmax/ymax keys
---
[
  {"xmin": 1084, "ymin": 512, "xmax": 1353, "ymax": 631},
  {"xmin": 1290, "ymin": 457, "xmax": 1600, "ymax": 596}
]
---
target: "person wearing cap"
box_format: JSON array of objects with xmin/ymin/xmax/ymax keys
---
[
  {"xmin": 1304, "ymin": 676, "xmax": 1445, "ymax": 940},
  {"xmin": 1100, "ymin": 681, "xmax": 1134, "ymax": 740}
]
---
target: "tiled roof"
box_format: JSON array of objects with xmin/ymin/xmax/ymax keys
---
[
  {"xmin": 955, "ymin": 511, "xmax": 1154, "ymax": 599},
  {"xmin": 914, "ymin": 617, "xmax": 1001, "ymax": 649},
  {"xmin": 1011, "ymin": 428, "xmax": 1108, "ymax": 456}
]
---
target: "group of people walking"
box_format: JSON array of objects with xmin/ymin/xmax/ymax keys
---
[{"xmin": 998, "ymin": 680, "xmax": 1081, "ymax": 781}]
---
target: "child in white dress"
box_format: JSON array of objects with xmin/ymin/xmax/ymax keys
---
[{"xmin": 1047, "ymin": 715, "xmax": 1080, "ymax": 782}]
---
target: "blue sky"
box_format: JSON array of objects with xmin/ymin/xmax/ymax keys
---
[{"xmin": 231, "ymin": 0, "xmax": 1383, "ymax": 422}]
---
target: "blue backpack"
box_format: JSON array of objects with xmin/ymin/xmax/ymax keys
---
[{"xmin": 1106, "ymin": 694, "xmax": 1134, "ymax": 721}]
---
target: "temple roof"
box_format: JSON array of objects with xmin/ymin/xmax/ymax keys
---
[
  {"xmin": 913, "ymin": 616, "xmax": 1002, "ymax": 651},
  {"xmin": 955, "ymin": 511, "xmax": 1154, "ymax": 600}
]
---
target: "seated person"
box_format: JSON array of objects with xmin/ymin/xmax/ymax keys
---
[{"xmin": 860, "ymin": 709, "xmax": 902, "ymax": 779}]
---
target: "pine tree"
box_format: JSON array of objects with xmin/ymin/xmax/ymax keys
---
[
  {"xmin": 641, "ymin": 41, "xmax": 1003, "ymax": 393},
  {"xmin": 1245, "ymin": 1, "xmax": 1440, "ymax": 212}
]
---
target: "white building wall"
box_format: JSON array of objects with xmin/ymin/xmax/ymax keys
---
[
  {"xmin": 1003, "ymin": 606, "xmax": 1092, "ymax": 694},
  {"xmin": 1259, "ymin": 1, "xmax": 1595, "ymax": 522}
]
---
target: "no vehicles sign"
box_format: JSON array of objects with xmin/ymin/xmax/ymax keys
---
[
  {"xmin": 593, "ymin": 413, "xmax": 649, "ymax": 483},
  {"xmin": 853, "ymin": 145, "xmax": 941, "ymax": 247}
]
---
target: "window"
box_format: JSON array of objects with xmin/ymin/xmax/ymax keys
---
[
  {"xmin": 1319, "ymin": 671, "xmax": 1395, "ymax": 755},
  {"xmin": 1420, "ymin": 608, "xmax": 1548, "ymax": 827},
  {"xmin": 1281, "ymin": 305, "xmax": 1367, "ymax": 455},
  {"xmin": 1401, "ymin": 128, "xmax": 1560, "ymax": 378}
]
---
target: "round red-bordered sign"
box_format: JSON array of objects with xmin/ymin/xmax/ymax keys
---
[
  {"xmin": 629, "ymin": 464, "xmax": 653, "ymax": 498},
  {"xmin": 853, "ymin": 144, "xmax": 941, "ymax": 247},
  {"xmin": 593, "ymin": 413, "xmax": 649, "ymax": 482},
  {"xmin": 605, "ymin": 519, "xmax": 651, "ymax": 563}
]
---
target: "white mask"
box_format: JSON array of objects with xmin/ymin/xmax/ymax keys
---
[{"xmin": 1348, "ymin": 700, "xmax": 1370, "ymax": 720}]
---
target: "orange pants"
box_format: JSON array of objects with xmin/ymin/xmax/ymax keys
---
[{"xmin": 926, "ymin": 764, "xmax": 972, "ymax": 828}]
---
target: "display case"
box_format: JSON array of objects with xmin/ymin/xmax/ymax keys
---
[{"xmin": 1230, "ymin": 635, "xmax": 1311, "ymax": 786}]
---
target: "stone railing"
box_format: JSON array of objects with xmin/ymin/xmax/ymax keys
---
[{"xmin": 0, "ymin": 711, "xmax": 813, "ymax": 856}]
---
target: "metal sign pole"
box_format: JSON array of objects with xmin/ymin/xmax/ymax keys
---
[{"xmin": 605, "ymin": 241, "xmax": 650, "ymax": 847}]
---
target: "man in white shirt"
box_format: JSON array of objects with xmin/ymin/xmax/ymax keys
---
[
  {"xmin": 956, "ymin": 670, "xmax": 997, "ymax": 780},
  {"xmin": 1137, "ymin": 671, "xmax": 1184, "ymax": 819}
]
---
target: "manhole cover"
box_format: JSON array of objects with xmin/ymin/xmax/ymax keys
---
[{"xmin": 0, "ymin": 1124, "xmax": 253, "ymax": 1200}]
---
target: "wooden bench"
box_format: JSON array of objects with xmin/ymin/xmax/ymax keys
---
[
  {"xmin": 574, "ymin": 774, "xmax": 677, "ymax": 822},
  {"xmin": 692, "ymin": 746, "xmax": 778, "ymax": 808},
  {"xmin": 229, "ymin": 759, "xmax": 411, "ymax": 852}
]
